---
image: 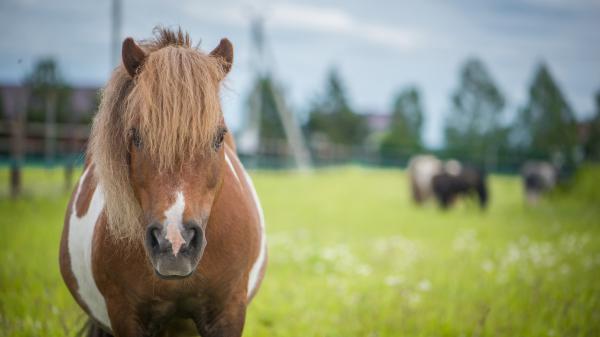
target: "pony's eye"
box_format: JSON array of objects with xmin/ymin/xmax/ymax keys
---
[
  {"xmin": 213, "ymin": 127, "xmax": 227, "ymax": 150},
  {"xmin": 131, "ymin": 128, "xmax": 142, "ymax": 149}
]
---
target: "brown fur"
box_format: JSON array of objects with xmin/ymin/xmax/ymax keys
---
[
  {"xmin": 82, "ymin": 145, "xmax": 260, "ymax": 336},
  {"xmin": 76, "ymin": 164, "xmax": 97, "ymax": 217}
]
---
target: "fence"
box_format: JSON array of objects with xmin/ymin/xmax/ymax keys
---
[{"xmin": 1, "ymin": 120, "xmax": 569, "ymax": 198}]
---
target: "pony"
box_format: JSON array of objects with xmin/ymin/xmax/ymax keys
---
[
  {"xmin": 521, "ymin": 160, "xmax": 557, "ymax": 204},
  {"xmin": 59, "ymin": 28, "xmax": 267, "ymax": 337},
  {"xmin": 407, "ymin": 155, "xmax": 443, "ymax": 204},
  {"xmin": 432, "ymin": 164, "xmax": 488, "ymax": 209}
]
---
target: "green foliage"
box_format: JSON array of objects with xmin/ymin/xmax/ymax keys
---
[
  {"xmin": 513, "ymin": 63, "xmax": 578, "ymax": 166},
  {"xmin": 247, "ymin": 76, "xmax": 288, "ymax": 143},
  {"xmin": 380, "ymin": 87, "xmax": 424, "ymax": 157},
  {"xmin": 583, "ymin": 91, "xmax": 600, "ymax": 161},
  {"xmin": 24, "ymin": 58, "xmax": 74, "ymax": 123},
  {"xmin": 444, "ymin": 58, "xmax": 508, "ymax": 166},
  {"xmin": 445, "ymin": 59, "xmax": 507, "ymax": 165},
  {"xmin": 305, "ymin": 69, "xmax": 368, "ymax": 146},
  {"xmin": 1, "ymin": 167, "xmax": 600, "ymax": 336},
  {"xmin": 566, "ymin": 164, "xmax": 600, "ymax": 204}
]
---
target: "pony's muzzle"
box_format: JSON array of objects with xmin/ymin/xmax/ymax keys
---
[{"xmin": 144, "ymin": 222, "xmax": 206, "ymax": 279}]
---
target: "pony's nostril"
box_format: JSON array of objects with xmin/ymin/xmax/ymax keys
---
[
  {"xmin": 188, "ymin": 228, "xmax": 196, "ymax": 241},
  {"xmin": 150, "ymin": 228, "xmax": 161, "ymax": 249},
  {"xmin": 179, "ymin": 228, "xmax": 196, "ymax": 251}
]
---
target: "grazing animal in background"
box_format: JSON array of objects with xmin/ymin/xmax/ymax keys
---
[
  {"xmin": 432, "ymin": 165, "xmax": 488, "ymax": 209},
  {"xmin": 521, "ymin": 160, "xmax": 557, "ymax": 204},
  {"xmin": 59, "ymin": 28, "xmax": 267, "ymax": 337},
  {"xmin": 407, "ymin": 155, "xmax": 443, "ymax": 204},
  {"xmin": 443, "ymin": 159, "xmax": 462, "ymax": 176}
]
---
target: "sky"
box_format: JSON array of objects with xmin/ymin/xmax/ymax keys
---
[{"xmin": 1, "ymin": 0, "xmax": 599, "ymax": 147}]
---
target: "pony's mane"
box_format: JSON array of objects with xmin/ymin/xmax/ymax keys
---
[{"xmin": 89, "ymin": 27, "xmax": 225, "ymax": 241}]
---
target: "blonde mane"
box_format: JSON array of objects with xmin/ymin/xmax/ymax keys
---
[{"xmin": 89, "ymin": 27, "xmax": 226, "ymax": 241}]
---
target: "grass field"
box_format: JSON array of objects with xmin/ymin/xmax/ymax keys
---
[{"xmin": 1, "ymin": 166, "xmax": 599, "ymax": 336}]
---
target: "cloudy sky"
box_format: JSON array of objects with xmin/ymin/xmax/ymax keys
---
[{"xmin": 1, "ymin": 0, "xmax": 599, "ymax": 147}]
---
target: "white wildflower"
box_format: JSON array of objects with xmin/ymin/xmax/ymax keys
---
[
  {"xmin": 417, "ymin": 279, "xmax": 431, "ymax": 292},
  {"xmin": 356, "ymin": 264, "xmax": 372, "ymax": 276},
  {"xmin": 452, "ymin": 229, "xmax": 479, "ymax": 253},
  {"xmin": 482, "ymin": 260, "xmax": 494, "ymax": 273},
  {"xmin": 384, "ymin": 276, "xmax": 403, "ymax": 287},
  {"xmin": 407, "ymin": 292, "xmax": 421, "ymax": 305}
]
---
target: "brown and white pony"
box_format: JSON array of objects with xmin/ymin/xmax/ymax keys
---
[{"xmin": 59, "ymin": 28, "xmax": 267, "ymax": 337}]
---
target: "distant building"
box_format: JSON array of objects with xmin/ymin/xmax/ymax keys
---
[
  {"xmin": 576, "ymin": 120, "xmax": 593, "ymax": 146},
  {"xmin": 0, "ymin": 83, "xmax": 100, "ymax": 161},
  {"xmin": 0, "ymin": 84, "xmax": 100, "ymax": 122},
  {"xmin": 363, "ymin": 111, "xmax": 391, "ymax": 134},
  {"xmin": 0, "ymin": 84, "xmax": 30, "ymax": 120}
]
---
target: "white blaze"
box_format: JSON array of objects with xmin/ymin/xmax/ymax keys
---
[
  {"xmin": 68, "ymin": 167, "xmax": 112, "ymax": 330},
  {"xmin": 164, "ymin": 191, "xmax": 186, "ymax": 256}
]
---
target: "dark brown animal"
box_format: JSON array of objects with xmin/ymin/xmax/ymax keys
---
[
  {"xmin": 432, "ymin": 165, "xmax": 488, "ymax": 209},
  {"xmin": 59, "ymin": 28, "xmax": 267, "ymax": 337}
]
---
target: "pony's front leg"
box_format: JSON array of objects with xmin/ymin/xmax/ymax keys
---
[
  {"xmin": 194, "ymin": 297, "xmax": 247, "ymax": 337},
  {"xmin": 106, "ymin": 301, "xmax": 156, "ymax": 337}
]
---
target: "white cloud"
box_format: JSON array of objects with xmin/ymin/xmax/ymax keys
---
[
  {"xmin": 182, "ymin": 2, "xmax": 420, "ymax": 51},
  {"xmin": 522, "ymin": 0, "xmax": 600, "ymax": 11},
  {"xmin": 268, "ymin": 3, "xmax": 420, "ymax": 50},
  {"xmin": 270, "ymin": 3, "xmax": 353, "ymax": 33}
]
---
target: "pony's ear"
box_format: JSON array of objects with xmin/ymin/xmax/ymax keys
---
[
  {"xmin": 210, "ymin": 38, "xmax": 234, "ymax": 76},
  {"xmin": 122, "ymin": 37, "xmax": 146, "ymax": 78}
]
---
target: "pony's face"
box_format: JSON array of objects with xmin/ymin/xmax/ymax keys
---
[
  {"xmin": 121, "ymin": 35, "xmax": 234, "ymax": 279},
  {"xmin": 128, "ymin": 126, "xmax": 228, "ymax": 279}
]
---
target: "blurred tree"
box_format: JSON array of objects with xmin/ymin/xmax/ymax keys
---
[
  {"xmin": 380, "ymin": 86, "xmax": 423, "ymax": 157},
  {"xmin": 583, "ymin": 90, "xmax": 600, "ymax": 161},
  {"xmin": 513, "ymin": 63, "xmax": 578, "ymax": 167},
  {"xmin": 25, "ymin": 58, "xmax": 73, "ymax": 123},
  {"xmin": 444, "ymin": 58, "xmax": 507, "ymax": 167},
  {"xmin": 247, "ymin": 76, "xmax": 287, "ymax": 143},
  {"xmin": 243, "ymin": 74, "xmax": 311, "ymax": 168},
  {"xmin": 305, "ymin": 68, "xmax": 368, "ymax": 146},
  {"xmin": 24, "ymin": 58, "xmax": 73, "ymax": 165}
]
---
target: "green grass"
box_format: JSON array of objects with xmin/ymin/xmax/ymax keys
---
[{"xmin": 1, "ymin": 166, "xmax": 599, "ymax": 336}]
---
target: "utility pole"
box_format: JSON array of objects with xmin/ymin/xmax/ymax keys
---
[
  {"xmin": 242, "ymin": 16, "xmax": 312, "ymax": 170},
  {"xmin": 111, "ymin": 0, "xmax": 122, "ymax": 69}
]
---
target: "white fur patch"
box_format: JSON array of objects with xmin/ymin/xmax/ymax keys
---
[
  {"xmin": 164, "ymin": 191, "xmax": 186, "ymax": 256},
  {"xmin": 223, "ymin": 145, "xmax": 267, "ymax": 299},
  {"xmin": 242, "ymin": 170, "xmax": 267, "ymax": 299},
  {"xmin": 68, "ymin": 168, "xmax": 112, "ymax": 330},
  {"xmin": 445, "ymin": 159, "xmax": 462, "ymax": 176},
  {"xmin": 225, "ymin": 152, "xmax": 241, "ymax": 184},
  {"xmin": 413, "ymin": 156, "xmax": 442, "ymax": 192}
]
